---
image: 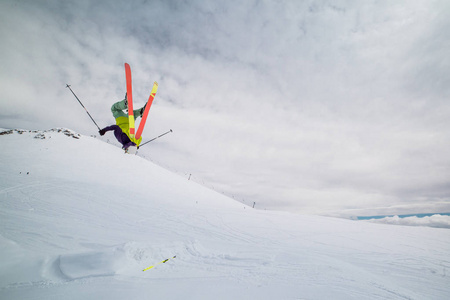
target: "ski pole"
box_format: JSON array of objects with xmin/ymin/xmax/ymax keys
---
[
  {"xmin": 143, "ymin": 256, "xmax": 176, "ymax": 271},
  {"xmin": 139, "ymin": 129, "xmax": 173, "ymax": 148},
  {"xmin": 66, "ymin": 84, "xmax": 101, "ymax": 131}
]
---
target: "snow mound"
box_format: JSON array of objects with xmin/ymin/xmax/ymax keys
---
[
  {"xmin": 366, "ymin": 214, "xmax": 450, "ymax": 229},
  {"xmin": 57, "ymin": 242, "xmax": 176, "ymax": 280},
  {"xmin": 59, "ymin": 247, "xmax": 125, "ymax": 280}
]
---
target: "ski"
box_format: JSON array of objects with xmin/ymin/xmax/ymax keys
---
[
  {"xmin": 124, "ymin": 63, "xmax": 135, "ymax": 139},
  {"xmin": 143, "ymin": 256, "xmax": 176, "ymax": 271},
  {"xmin": 135, "ymin": 82, "xmax": 158, "ymax": 140}
]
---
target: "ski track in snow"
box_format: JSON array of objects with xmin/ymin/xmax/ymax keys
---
[{"xmin": 0, "ymin": 129, "xmax": 449, "ymax": 299}]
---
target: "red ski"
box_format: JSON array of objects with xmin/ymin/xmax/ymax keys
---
[
  {"xmin": 135, "ymin": 82, "xmax": 158, "ymax": 140},
  {"xmin": 124, "ymin": 63, "xmax": 135, "ymax": 138}
]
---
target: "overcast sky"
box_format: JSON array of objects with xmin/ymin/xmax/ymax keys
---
[{"xmin": 1, "ymin": 0, "xmax": 449, "ymax": 217}]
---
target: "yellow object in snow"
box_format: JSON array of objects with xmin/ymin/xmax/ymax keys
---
[{"xmin": 143, "ymin": 256, "xmax": 176, "ymax": 271}]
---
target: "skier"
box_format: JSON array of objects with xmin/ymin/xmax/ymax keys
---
[{"xmin": 99, "ymin": 95, "xmax": 146, "ymax": 150}]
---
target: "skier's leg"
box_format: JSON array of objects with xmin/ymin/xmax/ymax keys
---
[
  {"xmin": 111, "ymin": 125, "xmax": 126, "ymax": 144},
  {"xmin": 114, "ymin": 128, "xmax": 135, "ymax": 149},
  {"xmin": 100, "ymin": 124, "xmax": 134, "ymax": 149}
]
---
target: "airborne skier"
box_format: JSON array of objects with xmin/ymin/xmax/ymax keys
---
[
  {"xmin": 67, "ymin": 63, "xmax": 160, "ymax": 154},
  {"xmin": 98, "ymin": 63, "xmax": 158, "ymax": 153},
  {"xmin": 98, "ymin": 96, "xmax": 146, "ymax": 150}
]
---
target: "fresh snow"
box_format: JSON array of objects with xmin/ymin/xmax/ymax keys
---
[{"xmin": 0, "ymin": 128, "xmax": 449, "ymax": 300}]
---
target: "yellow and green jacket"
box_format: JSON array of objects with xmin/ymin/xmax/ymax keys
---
[{"xmin": 115, "ymin": 116, "xmax": 142, "ymax": 146}]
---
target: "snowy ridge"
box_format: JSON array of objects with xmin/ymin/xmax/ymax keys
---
[
  {"xmin": 0, "ymin": 128, "xmax": 81, "ymax": 139},
  {"xmin": 1, "ymin": 128, "xmax": 450, "ymax": 300}
]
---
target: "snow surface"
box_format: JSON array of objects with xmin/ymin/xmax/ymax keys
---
[{"xmin": 1, "ymin": 128, "xmax": 449, "ymax": 300}]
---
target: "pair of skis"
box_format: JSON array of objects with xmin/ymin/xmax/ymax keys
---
[{"xmin": 124, "ymin": 63, "xmax": 158, "ymax": 142}]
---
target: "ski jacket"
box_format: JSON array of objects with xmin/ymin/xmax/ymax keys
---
[{"xmin": 115, "ymin": 116, "xmax": 142, "ymax": 146}]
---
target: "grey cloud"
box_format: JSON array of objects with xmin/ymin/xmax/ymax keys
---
[{"xmin": 1, "ymin": 0, "xmax": 449, "ymax": 216}]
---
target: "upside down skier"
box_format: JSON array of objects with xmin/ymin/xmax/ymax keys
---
[{"xmin": 99, "ymin": 95, "xmax": 146, "ymax": 150}]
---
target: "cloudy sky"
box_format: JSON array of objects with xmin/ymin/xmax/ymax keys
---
[{"xmin": 1, "ymin": 0, "xmax": 449, "ymax": 216}]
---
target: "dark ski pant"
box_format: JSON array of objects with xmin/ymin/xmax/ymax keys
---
[
  {"xmin": 101, "ymin": 125, "xmax": 133, "ymax": 148},
  {"xmin": 100, "ymin": 98, "xmax": 144, "ymax": 149}
]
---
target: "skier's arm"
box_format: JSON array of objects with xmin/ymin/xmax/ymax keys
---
[
  {"xmin": 99, "ymin": 125, "xmax": 117, "ymax": 136},
  {"xmin": 133, "ymin": 106, "xmax": 145, "ymax": 119}
]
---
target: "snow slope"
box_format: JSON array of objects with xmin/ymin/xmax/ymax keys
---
[{"xmin": 0, "ymin": 128, "xmax": 449, "ymax": 300}]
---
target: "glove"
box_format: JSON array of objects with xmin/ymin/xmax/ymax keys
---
[{"xmin": 99, "ymin": 129, "xmax": 106, "ymax": 136}]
